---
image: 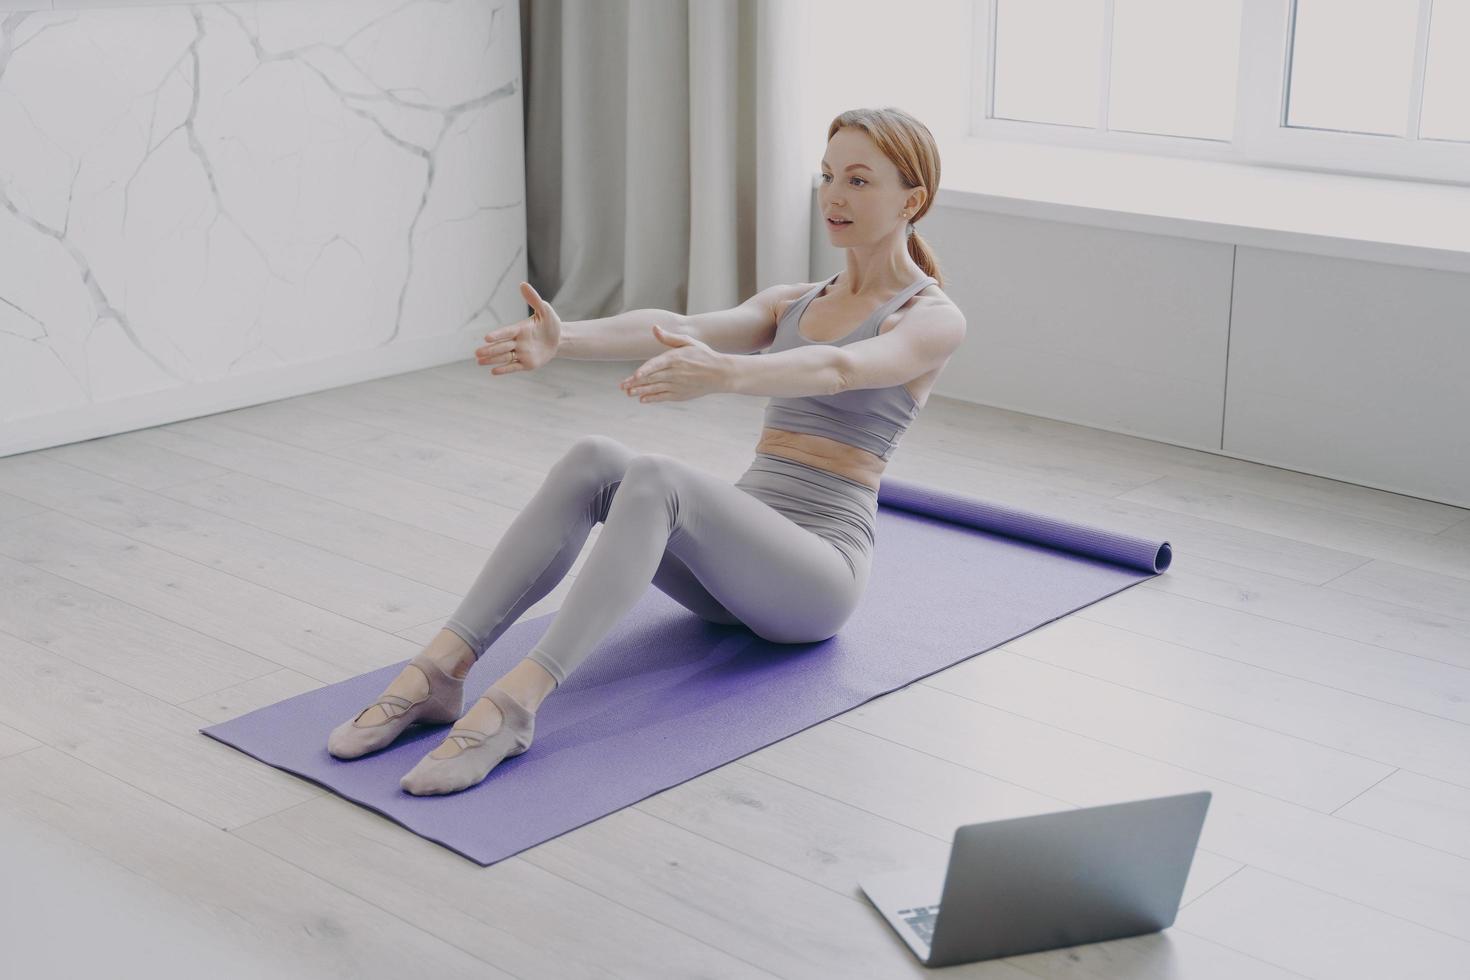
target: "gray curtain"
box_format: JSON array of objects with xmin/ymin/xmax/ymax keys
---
[{"xmin": 519, "ymin": 0, "xmax": 808, "ymax": 322}]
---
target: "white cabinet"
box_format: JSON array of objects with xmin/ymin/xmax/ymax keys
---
[{"xmin": 1226, "ymin": 247, "xmax": 1470, "ymax": 506}]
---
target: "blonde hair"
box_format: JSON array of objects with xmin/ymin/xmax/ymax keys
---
[{"xmin": 827, "ymin": 107, "xmax": 944, "ymax": 288}]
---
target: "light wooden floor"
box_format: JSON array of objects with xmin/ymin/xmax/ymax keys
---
[{"xmin": 2, "ymin": 355, "xmax": 1468, "ymax": 980}]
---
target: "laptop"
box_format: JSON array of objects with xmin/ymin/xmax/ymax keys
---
[{"xmin": 858, "ymin": 791, "xmax": 1212, "ymax": 968}]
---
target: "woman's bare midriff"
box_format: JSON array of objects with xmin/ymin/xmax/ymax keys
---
[{"xmin": 754, "ymin": 278, "xmax": 948, "ymax": 493}]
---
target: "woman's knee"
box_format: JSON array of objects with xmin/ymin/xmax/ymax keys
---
[
  {"xmin": 559, "ymin": 434, "xmax": 634, "ymax": 483},
  {"xmin": 618, "ymin": 453, "xmax": 685, "ymax": 493}
]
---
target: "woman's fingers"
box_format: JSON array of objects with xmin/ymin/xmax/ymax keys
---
[{"xmin": 481, "ymin": 323, "xmax": 525, "ymax": 354}]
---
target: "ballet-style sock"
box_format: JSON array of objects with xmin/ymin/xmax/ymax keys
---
[
  {"xmin": 327, "ymin": 650, "xmax": 465, "ymax": 760},
  {"xmin": 399, "ymin": 685, "xmax": 536, "ymax": 796}
]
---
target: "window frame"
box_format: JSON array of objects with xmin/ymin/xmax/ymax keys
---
[{"xmin": 968, "ymin": 0, "xmax": 1470, "ymax": 187}]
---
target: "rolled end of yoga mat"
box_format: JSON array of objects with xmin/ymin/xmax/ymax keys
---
[{"xmin": 877, "ymin": 476, "xmax": 1172, "ymax": 574}]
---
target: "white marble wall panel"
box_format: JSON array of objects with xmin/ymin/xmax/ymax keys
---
[{"xmin": 0, "ymin": 0, "xmax": 525, "ymax": 454}]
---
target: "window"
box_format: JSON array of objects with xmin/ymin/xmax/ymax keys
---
[{"xmin": 970, "ymin": 0, "xmax": 1470, "ymax": 185}]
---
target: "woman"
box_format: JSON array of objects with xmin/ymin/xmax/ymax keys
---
[{"xmin": 328, "ymin": 107, "xmax": 967, "ymax": 796}]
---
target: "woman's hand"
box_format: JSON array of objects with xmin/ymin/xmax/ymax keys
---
[
  {"xmin": 620, "ymin": 325, "xmax": 731, "ymax": 403},
  {"xmin": 475, "ymin": 281, "xmax": 562, "ymax": 375}
]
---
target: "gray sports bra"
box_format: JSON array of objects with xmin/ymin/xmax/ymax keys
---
[{"xmin": 761, "ymin": 271, "xmax": 937, "ymax": 462}]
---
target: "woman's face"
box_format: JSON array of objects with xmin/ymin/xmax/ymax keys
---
[{"xmin": 819, "ymin": 128, "xmax": 920, "ymax": 243}]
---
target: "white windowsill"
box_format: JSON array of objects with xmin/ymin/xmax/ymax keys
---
[{"xmin": 834, "ymin": 137, "xmax": 1470, "ymax": 276}]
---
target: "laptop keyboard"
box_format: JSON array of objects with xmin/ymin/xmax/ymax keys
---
[{"xmin": 898, "ymin": 903, "xmax": 941, "ymax": 947}]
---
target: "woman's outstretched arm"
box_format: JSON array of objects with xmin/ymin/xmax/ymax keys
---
[
  {"xmin": 724, "ymin": 344, "xmax": 846, "ymax": 398},
  {"xmin": 557, "ymin": 308, "xmax": 688, "ymax": 360}
]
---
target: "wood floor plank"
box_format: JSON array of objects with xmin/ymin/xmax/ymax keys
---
[
  {"xmin": 0, "ymin": 488, "xmax": 44, "ymax": 522},
  {"xmin": 1333, "ymin": 769, "xmax": 1470, "ymax": 860},
  {"xmin": 523, "ymin": 805, "xmax": 979, "ymax": 979},
  {"xmin": 1323, "ymin": 557, "xmax": 1470, "ymax": 622},
  {"xmin": 286, "ymin": 375, "xmax": 663, "ymax": 469},
  {"xmin": 190, "ymin": 399, "xmax": 389, "ymax": 453},
  {"xmin": 1177, "ymin": 866, "xmax": 1470, "ymax": 979},
  {"xmin": 1075, "ymin": 584, "xmax": 1470, "ymax": 725},
  {"xmin": 0, "ymin": 748, "xmax": 498, "ymax": 978},
  {"xmin": 0, "ymin": 509, "xmax": 419, "ymax": 684},
  {"xmin": 39, "ymin": 433, "xmax": 232, "ymax": 491},
  {"xmin": 2, "ymin": 806, "xmax": 321, "ymax": 980},
  {"xmin": 178, "ymin": 667, "xmax": 334, "ymax": 724},
  {"xmin": 928, "ymin": 646, "xmax": 1395, "ymax": 811},
  {"xmin": 0, "ymin": 453, "xmax": 463, "ymax": 633},
  {"xmin": 0, "ymin": 552, "xmax": 277, "ymax": 704},
  {"xmin": 1142, "ymin": 555, "xmax": 1470, "ymax": 670},
  {"xmin": 127, "ymin": 420, "xmax": 520, "ymax": 545},
  {"xmin": 235, "ymin": 793, "xmax": 783, "ymax": 980},
  {"xmin": 1007, "ymin": 617, "xmax": 1470, "ymax": 789},
  {"xmin": 0, "ymin": 630, "xmax": 320, "ymax": 830},
  {"xmin": 158, "ymin": 469, "xmax": 505, "ymax": 595},
  {"xmin": 0, "ymin": 721, "xmax": 41, "ymax": 758}
]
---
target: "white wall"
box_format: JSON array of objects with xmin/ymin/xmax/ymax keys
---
[{"xmin": 0, "ymin": 0, "xmax": 526, "ymax": 456}]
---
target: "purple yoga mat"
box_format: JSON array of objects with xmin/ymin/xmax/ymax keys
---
[{"xmin": 201, "ymin": 476, "xmax": 1170, "ymax": 865}]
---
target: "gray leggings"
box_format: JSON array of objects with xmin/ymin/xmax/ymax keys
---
[{"xmin": 441, "ymin": 434, "xmax": 878, "ymax": 688}]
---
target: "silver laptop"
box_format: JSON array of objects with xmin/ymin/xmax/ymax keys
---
[{"xmin": 858, "ymin": 791, "xmax": 1211, "ymax": 968}]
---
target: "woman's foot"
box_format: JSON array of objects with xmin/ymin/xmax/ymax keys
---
[
  {"xmin": 400, "ymin": 685, "xmax": 536, "ymax": 795},
  {"xmin": 326, "ymin": 630, "xmax": 475, "ymax": 759},
  {"xmin": 428, "ymin": 691, "xmax": 507, "ymax": 757},
  {"xmin": 358, "ymin": 631, "xmax": 475, "ymax": 726}
]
